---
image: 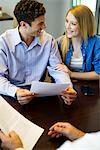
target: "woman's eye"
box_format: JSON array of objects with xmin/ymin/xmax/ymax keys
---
[{"xmin": 72, "ymin": 22, "xmax": 77, "ymax": 25}]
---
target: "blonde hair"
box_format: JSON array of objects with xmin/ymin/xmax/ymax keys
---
[{"xmin": 61, "ymin": 5, "xmax": 96, "ymax": 61}]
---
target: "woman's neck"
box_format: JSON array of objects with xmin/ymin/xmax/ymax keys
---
[
  {"xmin": 72, "ymin": 36, "xmax": 82, "ymax": 51},
  {"xmin": 71, "ymin": 36, "xmax": 83, "ymax": 58}
]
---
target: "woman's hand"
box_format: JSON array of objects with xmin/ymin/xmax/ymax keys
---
[{"xmin": 55, "ymin": 64, "xmax": 72, "ymax": 76}]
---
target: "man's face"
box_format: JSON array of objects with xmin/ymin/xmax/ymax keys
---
[{"xmin": 26, "ymin": 15, "xmax": 46, "ymax": 37}]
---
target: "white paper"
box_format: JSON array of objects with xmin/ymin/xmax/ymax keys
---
[
  {"xmin": 0, "ymin": 96, "xmax": 44, "ymax": 150},
  {"xmin": 30, "ymin": 81, "xmax": 69, "ymax": 97}
]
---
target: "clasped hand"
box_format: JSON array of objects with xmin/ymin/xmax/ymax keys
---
[{"xmin": 60, "ymin": 87, "xmax": 77, "ymax": 105}]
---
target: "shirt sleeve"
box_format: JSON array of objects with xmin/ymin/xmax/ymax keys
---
[
  {"xmin": 47, "ymin": 38, "xmax": 72, "ymax": 87},
  {"xmin": 93, "ymin": 36, "xmax": 100, "ymax": 74},
  {"xmin": 0, "ymin": 38, "xmax": 19, "ymax": 97},
  {"xmin": 57, "ymin": 132, "xmax": 100, "ymax": 150}
]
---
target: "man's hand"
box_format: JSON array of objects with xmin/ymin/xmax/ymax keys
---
[
  {"xmin": 48, "ymin": 122, "xmax": 85, "ymax": 140},
  {"xmin": 60, "ymin": 87, "xmax": 77, "ymax": 105},
  {"xmin": 16, "ymin": 88, "xmax": 35, "ymax": 105},
  {"xmin": 0, "ymin": 130, "xmax": 23, "ymax": 150}
]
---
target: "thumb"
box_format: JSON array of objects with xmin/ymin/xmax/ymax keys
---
[{"xmin": 0, "ymin": 131, "xmax": 7, "ymax": 142}]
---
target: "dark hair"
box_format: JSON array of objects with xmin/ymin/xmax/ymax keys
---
[{"xmin": 14, "ymin": 0, "xmax": 46, "ymax": 25}]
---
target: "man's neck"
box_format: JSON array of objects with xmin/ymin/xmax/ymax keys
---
[{"xmin": 19, "ymin": 27, "xmax": 34, "ymax": 46}]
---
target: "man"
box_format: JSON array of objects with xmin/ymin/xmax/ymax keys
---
[
  {"xmin": 0, "ymin": 0, "xmax": 76, "ymax": 105},
  {"xmin": 0, "ymin": 123, "xmax": 100, "ymax": 150}
]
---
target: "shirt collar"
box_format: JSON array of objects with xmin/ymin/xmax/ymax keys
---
[
  {"xmin": 7, "ymin": 26, "xmax": 22, "ymax": 52},
  {"xmin": 7, "ymin": 27, "xmax": 46, "ymax": 53},
  {"xmin": 10, "ymin": 27, "xmax": 43, "ymax": 52}
]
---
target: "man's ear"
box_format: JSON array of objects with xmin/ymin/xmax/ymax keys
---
[{"xmin": 19, "ymin": 21, "xmax": 28, "ymax": 28}]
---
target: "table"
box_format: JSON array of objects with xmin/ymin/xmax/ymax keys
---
[{"xmin": 2, "ymin": 80, "xmax": 100, "ymax": 150}]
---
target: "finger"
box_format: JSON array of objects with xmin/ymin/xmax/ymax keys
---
[
  {"xmin": 56, "ymin": 133, "xmax": 63, "ymax": 138},
  {"xmin": 17, "ymin": 95, "xmax": 34, "ymax": 101},
  {"xmin": 0, "ymin": 131, "xmax": 7, "ymax": 142},
  {"xmin": 18, "ymin": 98, "xmax": 33, "ymax": 105},
  {"xmin": 48, "ymin": 130, "xmax": 56, "ymax": 136},
  {"xmin": 60, "ymin": 94, "xmax": 77, "ymax": 103},
  {"xmin": 18, "ymin": 101, "xmax": 31, "ymax": 105},
  {"xmin": 61, "ymin": 90, "xmax": 77, "ymax": 95},
  {"xmin": 17, "ymin": 89, "xmax": 34, "ymax": 97},
  {"xmin": 60, "ymin": 92, "xmax": 77, "ymax": 98},
  {"xmin": 61, "ymin": 96, "xmax": 73, "ymax": 105},
  {"xmin": 50, "ymin": 133, "xmax": 59, "ymax": 138},
  {"xmin": 18, "ymin": 93, "xmax": 34, "ymax": 97},
  {"xmin": 9, "ymin": 131, "xmax": 21, "ymax": 141},
  {"xmin": 66, "ymin": 87, "xmax": 77, "ymax": 94},
  {"xmin": 9, "ymin": 131, "xmax": 17, "ymax": 137},
  {"xmin": 49, "ymin": 122, "xmax": 65, "ymax": 130}
]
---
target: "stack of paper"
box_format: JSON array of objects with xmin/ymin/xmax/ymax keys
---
[
  {"xmin": 31, "ymin": 81, "xmax": 69, "ymax": 97},
  {"xmin": 0, "ymin": 96, "xmax": 44, "ymax": 150}
]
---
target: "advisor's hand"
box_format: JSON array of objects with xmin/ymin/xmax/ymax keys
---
[{"xmin": 48, "ymin": 122, "xmax": 85, "ymax": 140}]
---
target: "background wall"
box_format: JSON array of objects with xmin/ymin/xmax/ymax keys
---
[
  {"xmin": 0, "ymin": 0, "xmax": 72, "ymax": 38},
  {"xmin": 0, "ymin": 0, "xmax": 99, "ymax": 36}
]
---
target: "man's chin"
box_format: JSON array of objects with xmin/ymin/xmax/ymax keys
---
[{"xmin": 35, "ymin": 32, "xmax": 42, "ymax": 37}]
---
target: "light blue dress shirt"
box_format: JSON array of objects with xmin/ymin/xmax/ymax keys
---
[{"xmin": 0, "ymin": 27, "xmax": 72, "ymax": 97}]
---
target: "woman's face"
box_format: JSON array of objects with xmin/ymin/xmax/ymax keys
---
[{"xmin": 65, "ymin": 12, "xmax": 80, "ymax": 38}]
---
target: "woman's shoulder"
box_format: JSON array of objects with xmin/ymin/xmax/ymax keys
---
[
  {"xmin": 56, "ymin": 35, "xmax": 66, "ymax": 45},
  {"xmin": 88, "ymin": 35, "xmax": 100, "ymax": 42},
  {"xmin": 87, "ymin": 35, "xmax": 100, "ymax": 52}
]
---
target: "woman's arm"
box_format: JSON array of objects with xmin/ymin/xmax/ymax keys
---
[
  {"xmin": 70, "ymin": 71, "xmax": 99, "ymax": 80},
  {"xmin": 55, "ymin": 64, "xmax": 99, "ymax": 80}
]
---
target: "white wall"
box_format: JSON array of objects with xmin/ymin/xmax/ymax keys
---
[
  {"xmin": 0, "ymin": 0, "xmax": 19, "ymax": 16},
  {"xmin": 0, "ymin": 0, "xmax": 72, "ymax": 38},
  {"xmin": 43, "ymin": 0, "xmax": 72, "ymax": 37}
]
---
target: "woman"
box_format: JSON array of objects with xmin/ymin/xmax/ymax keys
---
[{"xmin": 56, "ymin": 5, "xmax": 100, "ymax": 80}]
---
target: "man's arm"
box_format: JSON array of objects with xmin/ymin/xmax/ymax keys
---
[
  {"xmin": 70, "ymin": 71, "xmax": 99, "ymax": 80},
  {"xmin": 0, "ymin": 37, "xmax": 19, "ymax": 97},
  {"xmin": 56, "ymin": 64, "xmax": 99, "ymax": 80},
  {"xmin": 0, "ymin": 75, "xmax": 19, "ymax": 97},
  {"xmin": 47, "ymin": 38, "xmax": 72, "ymax": 85},
  {"xmin": 47, "ymin": 38, "xmax": 77, "ymax": 105}
]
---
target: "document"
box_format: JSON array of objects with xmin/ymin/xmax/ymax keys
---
[
  {"xmin": 30, "ymin": 81, "xmax": 69, "ymax": 97},
  {"xmin": 0, "ymin": 96, "xmax": 44, "ymax": 150}
]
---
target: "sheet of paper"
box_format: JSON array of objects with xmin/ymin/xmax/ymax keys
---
[
  {"xmin": 30, "ymin": 81, "xmax": 69, "ymax": 97},
  {"xmin": 0, "ymin": 96, "xmax": 44, "ymax": 150}
]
